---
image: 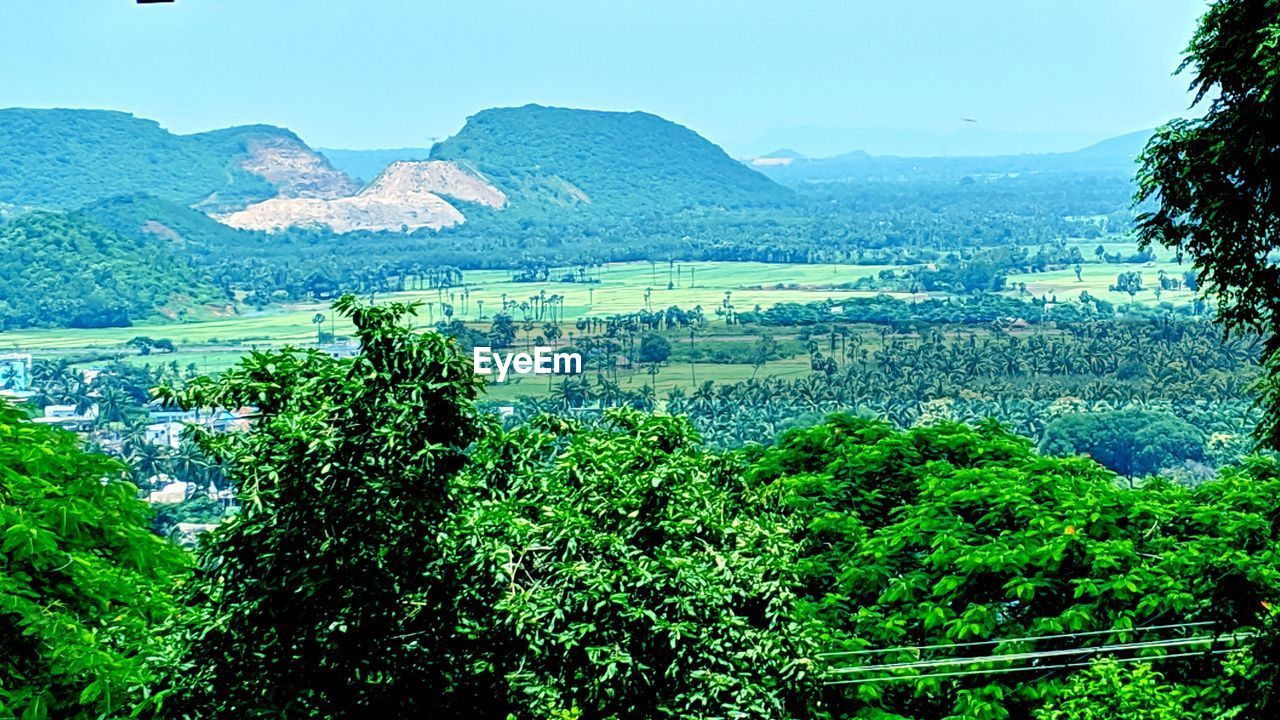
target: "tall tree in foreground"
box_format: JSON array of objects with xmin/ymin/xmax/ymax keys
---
[
  {"xmin": 0, "ymin": 401, "xmax": 186, "ymax": 719},
  {"xmin": 447, "ymin": 410, "xmax": 824, "ymax": 719},
  {"xmin": 161, "ymin": 296, "xmax": 483, "ymax": 717},
  {"xmin": 1136, "ymin": 0, "xmax": 1280, "ymax": 446}
]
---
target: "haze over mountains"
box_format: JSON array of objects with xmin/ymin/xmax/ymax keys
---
[
  {"xmin": 728, "ymin": 125, "xmax": 1118, "ymax": 160},
  {"xmin": 747, "ymin": 130, "xmax": 1151, "ymax": 185},
  {"xmin": 318, "ymin": 147, "xmax": 434, "ymax": 184}
]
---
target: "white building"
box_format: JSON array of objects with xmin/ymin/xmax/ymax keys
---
[
  {"xmin": 31, "ymin": 404, "xmax": 99, "ymax": 431},
  {"xmin": 147, "ymin": 479, "xmax": 190, "ymax": 504},
  {"xmin": 319, "ymin": 341, "xmax": 361, "ymax": 360},
  {"xmin": 144, "ymin": 421, "xmax": 186, "ymax": 449}
]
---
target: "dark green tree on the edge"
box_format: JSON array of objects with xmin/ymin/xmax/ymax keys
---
[{"xmin": 1136, "ymin": 0, "xmax": 1280, "ymax": 447}]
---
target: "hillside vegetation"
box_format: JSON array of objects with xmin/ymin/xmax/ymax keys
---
[
  {"xmin": 430, "ymin": 104, "xmax": 794, "ymax": 212},
  {"xmin": 0, "ymin": 105, "xmax": 1146, "ymax": 329},
  {"xmin": 0, "ymin": 211, "xmax": 223, "ymax": 329},
  {"xmin": 79, "ymin": 193, "xmax": 266, "ymax": 250},
  {"xmin": 0, "ymin": 109, "xmax": 349, "ymax": 211}
]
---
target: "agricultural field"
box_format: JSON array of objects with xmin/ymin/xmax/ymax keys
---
[
  {"xmin": 0, "ymin": 260, "xmax": 907, "ymax": 354},
  {"xmin": 1003, "ymin": 258, "xmax": 1196, "ymax": 306},
  {"xmin": 395, "ymin": 261, "xmax": 916, "ymax": 324},
  {"xmin": 0, "ymin": 255, "xmax": 1198, "ymax": 384}
]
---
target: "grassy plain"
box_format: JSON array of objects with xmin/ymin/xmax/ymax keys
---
[
  {"xmin": 0, "ymin": 256, "xmax": 1198, "ymax": 383},
  {"xmin": 1003, "ymin": 260, "xmax": 1196, "ymax": 306},
  {"xmin": 0, "ymin": 261, "xmax": 908, "ymax": 352}
]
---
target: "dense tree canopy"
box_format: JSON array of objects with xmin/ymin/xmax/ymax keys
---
[
  {"xmin": 159, "ymin": 296, "xmax": 482, "ymax": 717},
  {"xmin": 447, "ymin": 410, "xmax": 821, "ymax": 718},
  {"xmin": 0, "ymin": 212, "xmax": 223, "ymax": 330},
  {"xmin": 1040, "ymin": 410, "xmax": 1207, "ymax": 479},
  {"xmin": 7, "ymin": 297, "xmax": 1280, "ymax": 719},
  {"xmin": 749, "ymin": 415, "xmax": 1280, "ymax": 718},
  {"xmin": 0, "ymin": 402, "xmax": 186, "ymax": 719}
]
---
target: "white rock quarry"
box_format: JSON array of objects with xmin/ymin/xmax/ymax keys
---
[
  {"xmin": 216, "ymin": 160, "xmax": 506, "ymax": 233},
  {"xmin": 371, "ymin": 160, "xmax": 506, "ymax": 209},
  {"xmin": 238, "ymin": 136, "xmax": 362, "ymax": 199}
]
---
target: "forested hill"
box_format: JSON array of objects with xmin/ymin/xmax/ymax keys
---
[
  {"xmin": 79, "ymin": 193, "xmax": 268, "ymax": 251},
  {"xmin": 429, "ymin": 104, "xmax": 794, "ymax": 212},
  {"xmin": 0, "ymin": 108, "xmax": 357, "ymax": 212},
  {"xmin": 0, "ymin": 211, "xmax": 224, "ymax": 330}
]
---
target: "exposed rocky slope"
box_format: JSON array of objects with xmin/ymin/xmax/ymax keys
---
[
  {"xmin": 235, "ymin": 135, "xmax": 361, "ymax": 200},
  {"xmin": 218, "ymin": 160, "xmax": 505, "ymax": 233},
  {"xmin": 370, "ymin": 160, "xmax": 506, "ymax": 208}
]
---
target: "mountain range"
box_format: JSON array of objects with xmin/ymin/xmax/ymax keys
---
[
  {"xmin": 0, "ymin": 104, "xmax": 1149, "ymax": 330},
  {"xmin": 0, "ymin": 105, "xmax": 1149, "ymax": 237},
  {"xmin": 428, "ymin": 105, "xmax": 794, "ymax": 211},
  {"xmin": 0, "ymin": 105, "xmax": 795, "ymax": 236},
  {"xmin": 744, "ymin": 130, "xmax": 1151, "ymax": 185},
  {"xmin": 0, "ymin": 109, "xmax": 357, "ymax": 213},
  {"xmin": 728, "ymin": 125, "xmax": 1121, "ymax": 160}
]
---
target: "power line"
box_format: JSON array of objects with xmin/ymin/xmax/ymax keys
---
[
  {"xmin": 817, "ymin": 621, "xmax": 1218, "ymax": 659},
  {"xmin": 822, "ymin": 648, "xmax": 1238, "ymax": 687},
  {"xmin": 1000, "ymin": 606, "xmax": 1219, "ymax": 698},
  {"xmin": 824, "ymin": 632, "xmax": 1254, "ymax": 676}
]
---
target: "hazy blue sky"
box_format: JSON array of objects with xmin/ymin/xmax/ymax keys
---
[{"xmin": 1, "ymin": 1, "xmax": 1207, "ymax": 156}]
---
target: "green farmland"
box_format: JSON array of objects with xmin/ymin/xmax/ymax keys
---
[
  {"xmin": 0, "ymin": 257, "xmax": 1198, "ymax": 382},
  {"xmin": 0, "ymin": 261, "xmax": 909, "ymax": 352}
]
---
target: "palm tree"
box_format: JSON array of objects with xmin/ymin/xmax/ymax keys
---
[
  {"xmin": 171, "ymin": 438, "xmax": 211, "ymax": 485},
  {"xmin": 312, "ymin": 313, "xmax": 326, "ymax": 344},
  {"xmin": 96, "ymin": 384, "xmax": 131, "ymax": 424}
]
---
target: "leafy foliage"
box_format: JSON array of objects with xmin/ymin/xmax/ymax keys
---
[
  {"xmin": 447, "ymin": 410, "xmax": 822, "ymax": 718},
  {"xmin": 159, "ymin": 296, "xmax": 482, "ymax": 717},
  {"xmin": 1135, "ymin": 0, "xmax": 1280, "ymax": 447},
  {"xmin": 157, "ymin": 297, "xmax": 823, "ymax": 718},
  {"xmin": 0, "ymin": 401, "xmax": 187, "ymax": 719},
  {"xmin": 748, "ymin": 416, "xmax": 1280, "ymax": 718},
  {"xmin": 11, "ymin": 297, "xmax": 1280, "ymax": 719},
  {"xmin": 1032, "ymin": 659, "xmax": 1201, "ymax": 720}
]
